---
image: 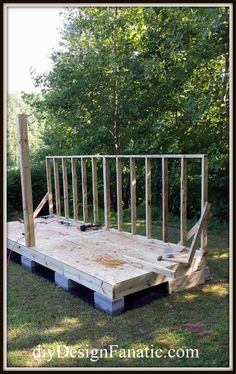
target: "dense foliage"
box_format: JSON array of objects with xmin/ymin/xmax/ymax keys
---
[{"xmin": 8, "ymin": 7, "xmax": 229, "ymax": 220}]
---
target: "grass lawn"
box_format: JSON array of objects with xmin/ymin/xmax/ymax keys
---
[{"xmin": 6, "ymin": 221, "xmax": 229, "ymax": 368}]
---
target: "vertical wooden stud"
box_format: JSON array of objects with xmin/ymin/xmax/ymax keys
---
[
  {"xmin": 62, "ymin": 159, "xmax": 69, "ymax": 218},
  {"xmin": 46, "ymin": 158, "xmax": 53, "ymax": 215},
  {"xmin": 92, "ymin": 158, "xmax": 99, "ymax": 224},
  {"xmin": 71, "ymin": 158, "xmax": 78, "ymax": 221},
  {"xmin": 145, "ymin": 157, "xmax": 152, "ymax": 239},
  {"xmin": 81, "ymin": 158, "xmax": 88, "ymax": 223},
  {"xmin": 116, "ymin": 158, "xmax": 123, "ymax": 231},
  {"xmin": 201, "ymin": 155, "xmax": 208, "ymax": 255},
  {"xmin": 162, "ymin": 158, "xmax": 168, "ymax": 242},
  {"xmin": 53, "ymin": 158, "xmax": 61, "ymax": 217},
  {"xmin": 16, "ymin": 114, "xmax": 35, "ymax": 247},
  {"xmin": 180, "ymin": 157, "xmax": 187, "ymax": 245},
  {"xmin": 130, "ymin": 157, "xmax": 137, "ymax": 235},
  {"xmin": 103, "ymin": 157, "xmax": 111, "ymax": 229}
]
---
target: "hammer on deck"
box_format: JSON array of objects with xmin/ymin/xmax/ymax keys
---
[{"xmin": 80, "ymin": 223, "xmax": 103, "ymax": 232}]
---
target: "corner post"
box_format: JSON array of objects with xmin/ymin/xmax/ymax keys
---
[{"xmin": 16, "ymin": 114, "xmax": 35, "ymax": 247}]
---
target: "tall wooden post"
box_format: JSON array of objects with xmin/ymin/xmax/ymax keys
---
[{"xmin": 16, "ymin": 114, "xmax": 35, "ymax": 247}]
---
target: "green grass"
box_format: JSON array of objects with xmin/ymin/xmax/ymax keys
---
[{"xmin": 7, "ymin": 221, "xmax": 229, "ymax": 368}]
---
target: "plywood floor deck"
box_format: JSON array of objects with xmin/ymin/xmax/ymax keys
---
[{"xmin": 7, "ymin": 218, "xmax": 205, "ymax": 300}]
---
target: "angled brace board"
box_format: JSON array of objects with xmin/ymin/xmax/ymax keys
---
[
  {"xmin": 162, "ymin": 202, "xmax": 210, "ymax": 266},
  {"xmin": 33, "ymin": 192, "xmax": 49, "ymax": 218},
  {"xmin": 177, "ymin": 221, "xmax": 199, "ymax": 245},
  {"xmin": 187, "ymin": 202, "xmax": 210, "ymax": 265}
]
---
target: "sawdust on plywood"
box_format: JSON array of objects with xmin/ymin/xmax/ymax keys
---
[{"xmin": 96, "ymin": 256, "xmax": 126, "ymax": 267}]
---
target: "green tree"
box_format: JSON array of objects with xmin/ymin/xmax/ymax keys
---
[
  {"xmin": 25, "ymin": 6, "xmax": 229, "ymax": 219},
  {"xmin": 7, "ymin": 93, "xmax": 46, "ymax": 168}
]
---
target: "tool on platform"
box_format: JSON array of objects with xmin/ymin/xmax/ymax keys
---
[{"xmin": 80, "ymin": 223, "xmax": 103, "ymax": 232}]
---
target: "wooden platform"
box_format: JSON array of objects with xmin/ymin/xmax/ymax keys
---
[
  {"xmin": 10, "ymin": 119, "xmax": 209, "ymax": 315},
  {"xmin": 7, "ymin": 217, "xmax": 207, "ymax": 305}
]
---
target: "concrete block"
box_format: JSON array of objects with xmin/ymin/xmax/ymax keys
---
[
  {"xmin": 94, "ymin": 292, "xmax": 124, "ymax": 316},
  {"xmin": 203, "ymin": 266, "xmax": 210, "ymax": 280},
  {"xmin": 55, "ymin": 272, "xmax": 79, "ymax": 291},
  {"xmin": 21, "ymin": 256, "xmax": 41, "ymax": 272}
]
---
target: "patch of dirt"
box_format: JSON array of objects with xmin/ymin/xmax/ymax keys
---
[
  {"xmin": 181, "ymin": 321, "xmax": 213, "ymax": 339},
  {"xmin": 96, "ymin": 256, "xmax": 126, "ymax": 267}
]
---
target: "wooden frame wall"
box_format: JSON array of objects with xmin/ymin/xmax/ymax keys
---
[
  {"xmin": 15, "ymin": 114, "xmax": 208, "ymax": 255},
  {"xmin": 45, "ymin": 154, "xmax": 208, "ymax": 253}
]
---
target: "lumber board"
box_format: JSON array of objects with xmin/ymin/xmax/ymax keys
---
[
  {"xmin": 162, "ymin": 158, "xmax": 168, "ymax": 242},
  {"xmin": 188, "ymin": 203, "xmax": 210, "ymax": 265},
  {"xmin": 53, "ymin": 158, "xmax": 61, "ymax": 217},
  {"xmin": 71, "ymin": 158, "xmax": 78, "ymax": 221},
  {"xmin": 103, "ymin": 157, "xmax": 111, "ymax": 229},
  {"xmin": 130, "ymin": 157, "xmax": 137, "ymax": 235},
  {"xmin": 187, "ymin": 221, "xmax": 199, "ymax": 241},
  {"xmin": 46, "ymin": 158, "xmax": 53, "ymax": 215},
  {"xmin": 33, "ymin": 192, "xmax": 49, "ymax": 219},
  {"xmin": 81, "ymin": 158, "xmax": 88, "ymax": 223},
  {"xmin": 46, "ymin": 155, "xmax": 206, "ymax": 159},
  {"xmin": 123, "ymin": 252, "xmax": 196, "ymax": 279},
  {"xmin": 16, "ymin": 114, "xmax": 35, "ymax": 247},
  {"xmin": 62, "ymin": 158, "xmax": 69, "ymax": 219},
  {"xmin": 180, "ymin": 157, "xmax": 187, "ymax": 245},
  {"xmin": 123, "ymin": 255, "xmax": 176, "ymax": 278},
  {"xmin": 116, "ymin": 158, "xmax": 123, "ymax": 231},
  {"xmin": 113, "ymin": 272, "xmax": 167, "ymax": 298},
  {"xmin": 92, "ymin": 158, "xmax": 99, "ymax": 224},
  {"xmin": 145, "ymin": 157, "xmax": 152, "ymax": 239},
  {"xmin": 177, "ymin": 220, "xmax": 200, "ymax": 246},
  {"xmin": 201, "ymin": 155, "xmax": 208, "ymax": 255}
]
